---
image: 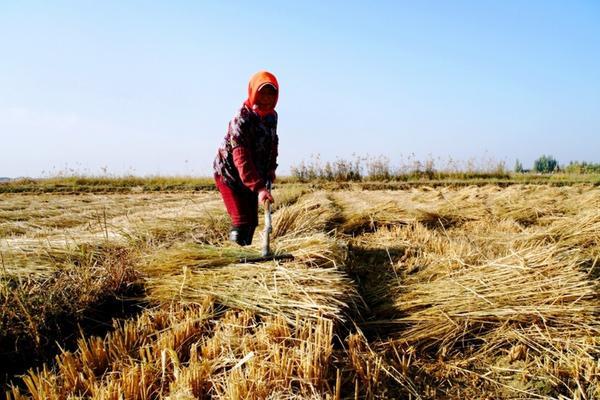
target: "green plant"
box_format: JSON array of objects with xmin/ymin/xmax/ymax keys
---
[
  {"xmin": 533, "ymin": 155, "xmax": 559, "ymax": 173},
  {"xmin": 564, "ymin": 161, "xmax": 600, "ymax": 174},
  {"xmin": 514, "ymin": 159, "xmax": 524, "ymax": 173}
]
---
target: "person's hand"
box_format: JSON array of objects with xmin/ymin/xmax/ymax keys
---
[{"xmin": 258, "ymin": 188, "xmax": 274, "ymax": 205}]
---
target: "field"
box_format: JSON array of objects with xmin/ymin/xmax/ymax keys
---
[{"xmin": 1, "ymin": 183, "xmax": 598, "ymax": 399}]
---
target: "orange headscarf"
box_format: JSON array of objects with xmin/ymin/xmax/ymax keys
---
[{"xmin": 244, "ymin": 70, "xmax": 279, "ymax": 117}]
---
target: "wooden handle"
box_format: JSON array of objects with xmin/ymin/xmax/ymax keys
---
[{"xmin": 262, "ymin": 180, "xmax": 272, "ymax": 257}]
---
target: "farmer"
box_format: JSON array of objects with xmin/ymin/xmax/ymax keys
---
[{"xmin": 213, "ymin": 71, "xmax": 279, "ymax": 246}]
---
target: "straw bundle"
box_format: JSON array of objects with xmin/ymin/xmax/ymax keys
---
[
  {"xmin": 273, "ymin": 233, "xmax": 347, "ymax": 268},
  {"xmin": 332, "ymin": 188, "xmax": 494, "ymax": 234},
  {"xmin": 0, "ymin": 191, "xmax": 227, "ymax": 279},
  {"xmin": 340, "ymin": 201, "xmax": 412, "ymax": 234},
  {"xmin": 271, "ymin": 192, "xmax": 339, "ymax": 238},
  {"xmin": 415, "ymin": 189, "xmax": 496, "ymax": 228},
  {"xmin": 270, "ymin": 184, "xmax": 309, "ymax": 210},
  {"xmin": 0, "ymin": 240, "xmax": 134, "ymax": 279},
  {"xmin": 146, "ymin": 261, "xmax": 358, "ymax": 326},
  {"xmin": 489, "ymin": 186, "xmax": 568, "ymax": 223},
  {"xmin": 141, "ymin": 243, "xmax": 262, "ymax": 276},
  {"xmin": 394, "ymin": 245, "xmax": 597, "ymax": 349},
  {"xmin": 386, "ymin": 239, "xmax": 600, "ymax": 398},
  {"xmin": 126, "ymin": 213, "xmax": 229, "ymax": 246},
  {"xmin": 1, "ymin": 242, "xmax": 139, "ymax": 377},
  {"xmin": 517, "ymin": 209, "xmax": 600, "ymax": 251}
]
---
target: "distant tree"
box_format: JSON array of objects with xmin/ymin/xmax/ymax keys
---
[
  {"xmin": 533, "ymin": 155, "xmax": 558, "ymax": 173},
  {"xmin": 514, "ymin": 159, "xmax": 524, "ymax": 173}
]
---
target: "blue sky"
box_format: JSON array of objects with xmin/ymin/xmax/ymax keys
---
[{"xmin": 1, "ymin": 1, "xmax": 599, "ymax": 177}]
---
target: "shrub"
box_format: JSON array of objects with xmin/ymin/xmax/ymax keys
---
[
  {"xmin": 533, "ymin": 155, "xmax": 559, "ymax": 173},
  {"xmin": 366, "ymin": 155, "xmax": 391, "ymax": 181},
  {"xmin": 514, "ymin": 159, "xmax": 524, "ymax": 173},
  {"xmin": 564, "ymin": 161, "xmax": 600, "ymax": 174}
]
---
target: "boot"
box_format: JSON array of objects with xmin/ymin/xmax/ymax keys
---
[
  {"xmin": 229, "ymin": 226, "xmax": 243, "ymax": 245},
  {"xmin": 229, "ymin": 225, "xmax": 253, "ymax": 246},
  {"xmin": 244, "ymin": 225, "xmax": 256, "ymax": 246}
]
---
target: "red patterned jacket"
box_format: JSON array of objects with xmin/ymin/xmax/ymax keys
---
[{"xmin": 213, "ymin": 103, "xmax": 278, "ymax": 192}]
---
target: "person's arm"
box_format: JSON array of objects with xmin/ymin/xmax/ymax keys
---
[
  {"xmin": 233, "ymin": 148, "xmax": 272, "ymax": 204},
  {"xmin": 267, "ymin": 115, "xmax": 279, "ymax": 182},
  {"xmin": 228, "ymin": 109, "xmax": 266, "ymax": 192},
  {"xmin": 232, "ymin": 147, "xmax": 266, "ymax": 192},
  {"xmin": 267, "ymin": 133, "xmax": 279, "ymax": 182}
]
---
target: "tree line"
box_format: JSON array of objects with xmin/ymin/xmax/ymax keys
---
[{"xmin": 291, "ymin": 154, "xmax": 600, "ymax": 182}]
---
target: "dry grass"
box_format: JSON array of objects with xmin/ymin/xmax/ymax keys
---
[
  {"xmin": 0, "ymin": 193, "xmax": 216, "ymax": 237},
  {"xmin": 0, "ymin": 191, "xmax": 226, "ymax": 389},
  {"xmin": 0, "ymin": 192, "xmax": 226, "ymax": 279},
  {"xmin": 141, "ymin": 190, "xmax": 358, "ymax": 327},
  {"xmin": 270, "ymin": 184, "xmax": 309, "ymax": 210},
  {"xmin": 142, "ymin": 243, "xmax": 262, "ymax": 273},
  {"xmin": 3, "ymin": 184, "xmax": 599, "ymax": 399},
  {"xmin": 394, "ymin": 246, "xmax": 597, "ymax": 348},
  {"xmin": 8, "ymin": 300, "xmax": 341, "ymax": 400},
  {"xmin": 332, "ymin": 185, "xmax": 599, "ymax": 398},
  {"xmin": 0, "ymin": 243, "xmax": 139, "ymax": 341},
  {"xmin": 0, "ymin": 242, "xmax": 141, "ymax": 390},
  {"xmin": 273, "ymin": 233, "xmax": 348, "ymax": 268},
  {"xmin": 271, "ymin": 192, "xmax": 339, "ymax": 238},
  {"xmin": 145, "ymin": 261, "xmax": 358, "ymax": 326}
]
